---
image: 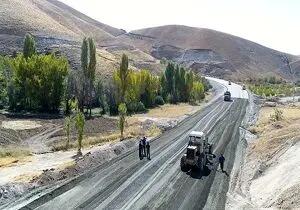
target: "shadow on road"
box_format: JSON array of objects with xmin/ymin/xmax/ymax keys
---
[{"xmin": 187, "ymin": 166, "xmax": 212, "ymax": 179}]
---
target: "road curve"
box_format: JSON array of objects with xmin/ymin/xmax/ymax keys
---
[{"xmin": 14, "ymin": 79, "xmax": 248, "ymax": 210}]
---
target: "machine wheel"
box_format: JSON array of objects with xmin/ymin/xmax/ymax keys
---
[{"xmin": 180, "ymin": 156, "xmax": 189, "ymax": 172}]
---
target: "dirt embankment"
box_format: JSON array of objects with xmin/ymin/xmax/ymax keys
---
[{"xmin": 226, "ymin": 97, "xmax": 300, "ymax": 209}]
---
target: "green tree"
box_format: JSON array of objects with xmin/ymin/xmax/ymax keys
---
[
  {"xmin": 87, "ymin": 38, "xmax": 96, "ymax": 116},
  {"xmin": 75, "ymin": 111, "xmax": 85, "ymax": 156},
  {"xmin": 88, "ymin": 38, "xmax": 96, "ymax": 82},
  {"xmin": 77, "ymin": 37, "xmax": 97, "ymax": 115},
  {"xmin": 64, "ymin": 116, "xmax": 72, "ymax": 150},
  {"xmin": 178, "ymin": 67, "xmax": 187, "ymax": 101},
  {"xmin": 185, "ymin": 71, "xmax": 194, "ymax": 102},
  {"xmin": 10, "ymin": 54, "xmax": 68, "ymax": 112},
  {"xmin": 190, "ymin": 82, "xmax": 205, "ymax": 103},
  {"xmin": 164, "ymin": 62, "xmax": 175, "ymax": 103},
  {"xmin": 118, "ymin": 103, "xmax": 127, "ymax": 140},
  {"xmin": 23, "ymin": 34, "xmax": 36, "ymax": 59},
  {"xmin": 173, "ymin": 65, "xmax": 180, "ymax": 103},
  {"xmin": 119, "ymin": 54, "xmax": 129, "ymax": 103},
  {"xmin": 0, "ymin": 56, "xmax": 9, "ymax": 108},
  {"xmin": 95, "ymin": 79, "xmax": 108, "ymax": 114},
  {"xmin": 77, "ymin": 38, "xmax": 89, "ymax": 112},
  {"xmin": 81, "ymin": 38, "xmax": 89, "ymax": 76}
]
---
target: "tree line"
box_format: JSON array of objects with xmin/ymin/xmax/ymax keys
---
[
  {"xmin": 0, "ymin": 34, "xmax": 210, "ymax": 115},
  {"xmin": 0, "ymin": 34, "xmax": 68, "ymax": 112},
  {"xmin": 0, "ymin": 34, "xmax": 211, "ymax": 152}
]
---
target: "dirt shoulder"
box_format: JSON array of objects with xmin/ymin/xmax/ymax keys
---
[{"xmin": 227, "ymin": 99, "xmax": 300, "ymax": 208}]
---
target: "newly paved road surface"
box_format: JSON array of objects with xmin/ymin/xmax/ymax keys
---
[{"xmin": 15, "ymin": 79, "xmax": 249, "ymax": 210}]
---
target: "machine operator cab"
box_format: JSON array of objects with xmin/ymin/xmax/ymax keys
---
[
  {"xmin": 188, "ymin": 131, "xmax": 206, "ymax": 150},
  {"xmin": 186, "ymin": 131, "xmax": 207, "ymax": 160}
]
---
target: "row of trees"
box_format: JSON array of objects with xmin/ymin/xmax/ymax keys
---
[
  {"xmin": 161, "ymin": 62, "xmax": 209, "ymax": 104},
  {"xmin": 0, "ymin": 34, "xmax": 211, "ymax": 148},
  {"xmin": 0, "ymin": 34, "xmax": 69, "ymax": 112}
]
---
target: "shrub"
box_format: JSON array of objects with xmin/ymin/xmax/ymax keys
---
[
  {"xmin": 136, "ymin": 101, "xmax": 146, "ymax": 113},
  {"xmin": 270, "ymin": 108, "xmax": 283, "ymax": 121},
  {"xmin": 126, "ymin": 101, "xmax": 146, "ymax": 113},
  {"xmin": 154, "ymin": 96, "xmax": 165, "ymax": 106}
]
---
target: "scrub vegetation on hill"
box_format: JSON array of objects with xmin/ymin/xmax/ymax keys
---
[{"xmin": 247, "ymin": 76, "xmax": 300, "ymax": 98}]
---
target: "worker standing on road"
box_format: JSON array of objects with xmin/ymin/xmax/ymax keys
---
[
  {"xmin": 146, "ymin": 139, "xmax": 151, "ymax": 160},
  {"xmin": 139, "ymin": 139, "xmax": 144, "ymax": 160},
  {"xmin": 142, "ymin": 136, "xmax": 147, "ymax": 157},
  {"xmin": 219, "ymin": 154, "xmax": 225, "ymax": 172}
]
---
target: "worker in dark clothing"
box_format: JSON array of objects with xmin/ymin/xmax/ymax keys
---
[
  {"xmin": 139, "ymin": 139, "xmax": 144, "ymax": 160},
  {"xmin": 146, "ymin": 140, "xmax": 151, "ymax": 160},
  {"xmin": 219, "ymin": 154, "xmax": 225, "ymax": 172},
  {"xmin": 142, "ymin": 136, "xmax": 147, "ymax": 157},
  {"xmin": 208, "ymin": 144, "xmax": 213, "ymax": 154}
]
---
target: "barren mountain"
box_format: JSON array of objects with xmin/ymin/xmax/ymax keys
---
[
  {"xmin": 116, "ymin": 25, "xmax": 300, "ymax": 80},
  {"xmin": 0, "ymin": 0, "xmax": 163, "ymax": 77},
  {"xmin": 0, "ymin": 0, "xmax": 299, "ymax": 80}
]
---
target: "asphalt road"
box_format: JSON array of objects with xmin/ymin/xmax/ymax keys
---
[{"xmin": 17, "ymin": 79, "xmax": 249, "ymax": 210}]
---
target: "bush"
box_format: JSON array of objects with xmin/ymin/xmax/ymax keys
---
[
  {"xmin": 154, "ymin": 96, "xmax": 165, "ymax": 106},
  {"xmin": 270, "ymin": 108, "xmax": 284, "ymax": 121},
  {"xmin": 136, "ymin": 101, "xmax": 146, "ymax": 113},
  {"xmin": 126, "ymin": 101, "xmax": 146, "ymax": 114}
]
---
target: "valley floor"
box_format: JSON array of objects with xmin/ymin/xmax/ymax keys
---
[{"xmin": 0, "ymin": 95, "xmax": 211, "ymax": 206}]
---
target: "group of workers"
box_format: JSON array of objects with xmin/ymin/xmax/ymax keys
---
[{"xmin": 139, "ymin": 136, "xmax": 151, "ymax": 160}]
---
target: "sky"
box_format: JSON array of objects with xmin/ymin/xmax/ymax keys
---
[{"xmin": 59, "ymin": 0, "xmax": 300, "ymax": 55}]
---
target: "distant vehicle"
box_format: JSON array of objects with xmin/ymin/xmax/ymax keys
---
[
  {"xmin": 180, "ymin": 131, "xmax": 215, "ymax": 172},
  {"xmin": 224, "ymin": 91, "xmax": 231, "ymax": 101},
  {"xmin": 228, "ymin": 81, "xmax": 231, "ymax": 85},
  {"xmin": 242, "ymin": 84, "xmax": 246, "ymax": 90}
]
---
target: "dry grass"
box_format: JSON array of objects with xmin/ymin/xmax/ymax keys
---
[
  {"xmin": 136, "ymin": 103, "xmax": 201, "ymax": 118},
  {"xmin": 257, "ymin": 107, "xmax": 300, "ymax": 125},
  {"xmin": 249, "ymin": 106, "xmax": 300, "ymax": 160},
  {"xmin": 51, "ymin": 122, "xmax": 158, "ymax": 152},
  {"xmin": 0, "ymin": 146, "xmax": 31, "ymax": 158},
  {"xmin": 1, "ymin": 120, "xmax": 42, "ymax": 130},
  {"xmin": 52, "ymin": 99, "xmax": 211, "ymax": 152},
  {"xmin": 13, "ymin": 172, "xmax": 41, "ymax": 183},
  {"xmin": 0, "ymin": 147, "xmax": 31, "ymax": 167}
]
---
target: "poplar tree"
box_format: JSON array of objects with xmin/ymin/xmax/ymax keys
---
[
  {"xmin": 23, "ymin": 34, "xmax": 36, "ymax": 59},
  {"xmin": 119, "ymin": 54, "xmax": 129, "ymax": 103}
]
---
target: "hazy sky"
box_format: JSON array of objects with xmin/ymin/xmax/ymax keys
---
[{"xmin": 59, "ymin": 0, "xmax": 300, "ymax": 55}]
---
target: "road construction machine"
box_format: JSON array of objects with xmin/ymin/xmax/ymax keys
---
[
  {"xmin": 180, "ymin": 131, "xmax": 215, "ymax": 172},
  {"xmin": 224, "ymin": 91, "xmax": 231, "ymax": 101}
]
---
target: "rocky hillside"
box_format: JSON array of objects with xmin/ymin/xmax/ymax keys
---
[
  {"xmin": 0, "ymin": 0, "xmax": 163, "ymax": 77},
  {"xmin": 116, "ymin": 25, "xmax": 300, "ymax": 80},
  {"xmin": 0, "ymin": 0, "xmax": 299, "ymax": 80}
]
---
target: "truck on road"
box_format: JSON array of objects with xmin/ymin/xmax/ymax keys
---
[
  {"xmin": 224, "ymin": 91, "xmax": 231, "ymax": 101},
  {"xmin": 180, "ymin": 131, "xmax": 214, "ymax": 172}
]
